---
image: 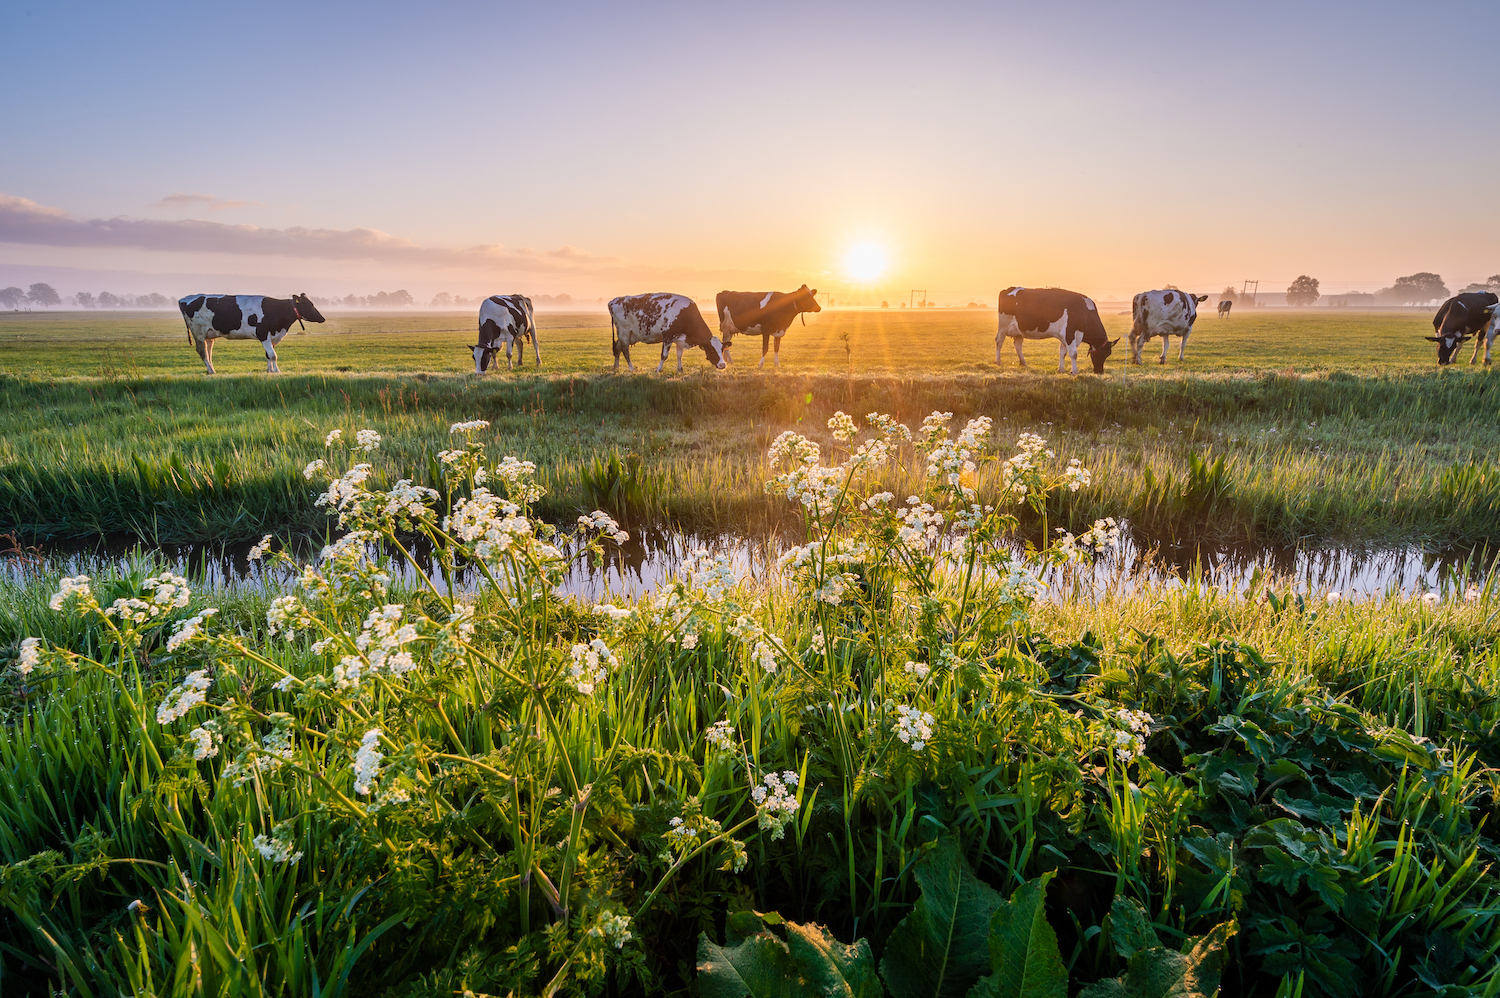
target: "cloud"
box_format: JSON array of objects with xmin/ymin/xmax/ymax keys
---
[
  {"xmin": 153, "ymin": 192, "xmax": 263, "ymax": 211},
  {"xmin": 0, "ymin": 193, "xmax": 622, "ymax": 274}
]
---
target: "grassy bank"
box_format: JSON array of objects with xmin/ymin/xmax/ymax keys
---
[
  {"xmin": 1, "ymin": 422, "xmax": 1497, "ymax": 996},
  {"xmin": 3, "ymin": 366, "xmax": 1499, "ymax": 550}
]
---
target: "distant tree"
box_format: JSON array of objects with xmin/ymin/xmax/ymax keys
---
[
  {"xmin": 0, "ymin": 286, "xmax": 26, "ymax": 309},
  {"xmin": 1219, "ymin": 286, "xmax": 1237, "ymax": 305},
  {"xmin": 137, "ymin": 293, "xmax": 171, "ymax": 308},
  {"xmin": 27, "ymin": 283, "xmax": 61, "ymax": 308},
  {"xmin": 1164, "ymin": 284, "xmax": 1179, "ymax": 291},
  {"xmin": 1378, "ymin": 272, "xmax": 1449, "ymax": 304},
  {"xmin": 1458, "ymin": 275, "xmax": 1500, "ymax": 294},
  {"xmin": 430, "ymin": 292, "xmax": 453, "ymax": 307},
  {"xmin": 73, "ymin": 292, "xmax": 96, "ymax": 309},
  {"xmin": 881, "ymin": 300, "xmax": 889, "ymax": 308},
  {"xmin": 1285, "ymin": 275, "xmax": 1320, "ymax": 306}
]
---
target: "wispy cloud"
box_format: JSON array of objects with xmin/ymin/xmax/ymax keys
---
[{"xmin": 152, "ymin": 192, "xmax": 264, "ymax": 212}]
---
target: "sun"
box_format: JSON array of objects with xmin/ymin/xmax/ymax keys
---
[{"xmin": 843, "ymin": 241, "xmax": 889, "ymax": 283}]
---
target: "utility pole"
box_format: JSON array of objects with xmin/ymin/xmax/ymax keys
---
[
  {"xmin": 909, "ymin": 289, "xmax": 928, "ymax": 308},
  {"xmin": 1241, "ymin": 280, "xmax": 1259, "ymax": 307}
]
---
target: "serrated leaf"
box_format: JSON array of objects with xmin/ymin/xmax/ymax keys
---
[
  {"xmin": 880, "ymin": 838, "xmax": 1002, "ymax": 998},
  {"xmin": 785, "ymin": 921, "xmax": 885, "ymax": 998},
  {"xmin": 698, "ymin": 926, "xmax": 805, "ymax": 998},
  {"xmin": 967, "ymin": 872, "xmax": 1067, "ymax": 998},
  {"xmin": 1077, "ymin": 920, "xmax": 1236, "ymax": 998},
  {"xmin": 699, "ymin": 914, "xmax": 884, "ymax": 998},
  {"xmin": 1108, "ymin": 895, "xmax": 1162, "ymax": 961}
]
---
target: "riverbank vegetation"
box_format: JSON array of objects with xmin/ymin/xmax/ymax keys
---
[{"xmin": 2, "ymin": 417, "xmax": 1498, "ymax": 996}]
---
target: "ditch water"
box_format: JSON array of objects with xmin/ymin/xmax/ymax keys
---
[{"xmin": 4, "ymin": 525, "xmax": 1495, "ymax": 603}]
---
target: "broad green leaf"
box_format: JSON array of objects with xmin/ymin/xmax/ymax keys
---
[
  {"xmin": 880, "ymin": 838, "xmax": 1003, "ymax": 998},
  {"xmin": 967, "ymin": 872, "xmax": 1067, "ymax": 998},
  {"xmin": 698, "ymin": 912, "xmax": 884, "ymax": 998},
  {"xmin": 1077, "ymin": 919, "xmax": 1236, "ymax": 998},
  {"xmin": 1108, "ymin": 895, "xmax": 1162, "ymax": 961}
]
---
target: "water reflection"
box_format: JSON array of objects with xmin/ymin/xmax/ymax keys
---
[{"xmin": 4, "ymin": 524, "xmax": 1494, "ymax": 601}]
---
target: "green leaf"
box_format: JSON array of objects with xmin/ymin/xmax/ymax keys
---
[
  {"xmin": 1108, "ymin": 895, "xmax": 1162, "ymax": 961},
  {"xmin": 880, "ymin": 838, "xmax": 1003, "ymax": 998},
  {"xmin": 698, "ymin": 912, "xmax": 884, "ymax": 998},
  {"xmin": 1077, "ymin": 919, "xmax": 1236, "ymax": 998},
  {"xmin": 967, "ymin": 872, "xmax": 1067, "ymax": 998}
]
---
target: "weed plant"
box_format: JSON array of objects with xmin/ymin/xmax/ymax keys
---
[{"xmin": 2, "ymin": 415, "xmax": 1498, "ymax": 996}]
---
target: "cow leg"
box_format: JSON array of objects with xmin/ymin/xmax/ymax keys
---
[
  {"xmin": 758, "ymin": 333, "xmax": 770, "ymax": 369},
  {"xmin": 1013, "ymin": 337, "xmax": 1026, "ymax": 367},
  {"xmin": 205, "ymin": 337, "xmax": 217, "ymax": 374},
  {"xmin": 996, "ymin": 335, "xmax": 1003, "ymax": 365},
  {"xmin": 676, "ymin": 340, "xmax": 686, "ymax": 374},
  {"xmin": 1177, "ymin": 332, "xmax": 1189, "ymax": 362},
  {"xmin": 261, "ymin": 337, "xmax": 280, "ymax": 373},
  {"xmin": 773, "ymin": 335, "xmax": 781, "ymax": 367},
  {"xmin": 1159, "ymin": 335, "xmax": 1169, "ymax": 365},
  {"xmin": 657, "ymin": 340, "xmax": 670, "ymax": 373},
  {"xmin": 532, "ymin": 331, "xmax": 541, "ymax": 366},
  {"xmin": 1057, "ymin": 338, "xmax": 1067, "ymax": 373},
  {"xmin": 194, "ymin": 337, "xmax": 214, "ymax": 374},
  {"xmin": 506, "ymin": 337, "xmax": 515, "ymax": 370}
]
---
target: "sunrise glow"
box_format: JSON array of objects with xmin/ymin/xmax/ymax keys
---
[{"xmin": 843, "ymin": 242, "xmax": 890, "ymax": 284}]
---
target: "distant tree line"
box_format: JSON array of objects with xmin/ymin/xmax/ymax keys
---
[
  {"xmin": 1217, "ymin": 272, "xmax": 1493, "ymax": 307},
  {"xmin": 0, "ymin": 283, "xmax": 63, "ymax": 309},
  {"xmin": 70, "ymin": 291, "xmax": 174, "ymax": 308}
]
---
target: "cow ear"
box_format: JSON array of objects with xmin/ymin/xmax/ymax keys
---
[
  {"xmin": 1110, "ymin": 337, "xmax": 1120, "ymax": 345},
  {"xmin": 1425, "ymin": 336, "xmax": 1440, "ymax": 341}
]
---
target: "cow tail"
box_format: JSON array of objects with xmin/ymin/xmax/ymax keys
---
[
  {"xmin": 1130, "ymin": 296, "xmax": 1146, "ymax": 343},
  {"xmin": 610, "ymin": 311, "xmax": 619, "ymax": 357}
]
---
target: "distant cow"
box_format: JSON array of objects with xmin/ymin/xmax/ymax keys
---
[
  {"xmin": 474, "ymin": 295, "xmax": 537, "ymax": 372},
  {"xmin": 996, "ymin": 287, "xmax": 1118, "ymax": 374},
  {"xmin": 609, "ymin": 293, "xmax": 725, "ymax": 373},
  {"xmin": 179, "ymin": 294, "xmax": 325, "ymax": 373},
  {"xmin": 1218, "ymin": 300, "xmax": 1232, "ymax": 318},
  {"xmin": 715, "ymin": 285, "xmax": 821, "ymax": 367},
  {"xmin": 1130, "ymin": 290, "xmax": 1210, "ymax": 364},
  {"xmin": 1428, "ymin": 292, "xmax": 1500, "ymax": 365}
]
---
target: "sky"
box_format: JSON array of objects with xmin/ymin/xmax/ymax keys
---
[{"xmin": 3, "ymin": 0, "xmax": 1498, "ymax": 305}]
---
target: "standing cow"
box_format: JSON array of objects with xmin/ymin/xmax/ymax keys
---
[
  {"xmin": 996, "ymin": 287, "xmax": 1118, "ymax": 374},
  {"xmin": 1130, "ymin": 289, "xmax": 1210, "ymax": 364},
  {"xmin": 1428, "ymin": 292, "xmax": 1500, "ymax": 365},
  {"xmin": 474, "ymin": 295, "xmax": 538, "ymax": 372},
  {"xmin": 608, "ymin": 293, "xmax": 725, "ymax": 373},
  {"xmin": 179, "ymin": 294, "xmax": 326, "ymax": 373},
  {"xmin": 1218, "ymin": 300, "xmax": 1233, "ymax": 318},
  {"xmin": 715, "ymin": 284, "xmax": 821, "ymax": 367}
]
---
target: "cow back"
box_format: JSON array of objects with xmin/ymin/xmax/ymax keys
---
[{"xmin": 999, "ymin": 287, "xmax": 1108, "ymax": 346}]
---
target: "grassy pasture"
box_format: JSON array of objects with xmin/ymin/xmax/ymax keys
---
[{"xmin": 0, "ymin": 306, "xmax": 1457, "ymax": 377}]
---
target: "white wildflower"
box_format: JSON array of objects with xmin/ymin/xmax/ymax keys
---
[
  {"xmin": 156, "ymin": 670, "xmax": 211, "ymax": 724},
  {"xmin": 449, "ymin": 419, "xmax": 491, "ymax": 434},
  {"xmin": 750, "ymin": 771, "xmax": 800, "ymax": 840},
  {"xmin": 187, "ymin": 722, "xmax": 219, "ymax": 760},
  {"xmin": 895, "ymin": 704, "xmax": 935, "ymax": 750},
  {"xmin": 17, "ymin": 637, "xmax": 42, "ymax": 677},
  {"xmin": 767, "ymin": 430, "xmax": 820, "ymax": 468},
  {"xmin": 904, "ymin": 660, "xmax": 930, "ymax": 680},
  {"xmin": 302, "ymin": 458, "xmax": 327, "ymax": 480},
  {"xmin": 166, "ymin": 608, "xmax": 218, "ymax": 652},
  {"xmin": 49, "ymin": 574, "xmax": 93, "ymax": 612},
  {"xmin": 567, "ymin": 638, "xmax": 619, "ymax": 696},
  {"xmin": 1423, "ymin": 591, "xmax": 1440, "ymax": 605},
  {"xmin": 827, "ymin": 411, "xmax": 858, "ymax": 442},
  {"xmin": 705, "ymin": 720, "xmax": 736, "ymax": 751},
  {"xmin": 324, "ymin": 428, "xmax": 343, "ymax": 446},
  {"xmin": 252, "ymin": 821, "xmax": 303, "ymax": 864},
  {"xmin": 355, "ymin": 428, "xmax": 381, "ymax": 452},
  {"xmin": 578, "ymin": 510, "xmax": 629, "ymax": 543},
  {"xmin": 594, "ymin": 603, "xmax": 634, "ymax": 622},
  {"xmin": 1063, "ymin": 458, "xmax": 1091, "ymax": 492},
  {"xmin": 247, "ymin": 535, "xmax": 273, "ymax": 561},
  {"xmin": 352, "ymin": 729, "xmax": 383, "ymax": 796},
  {"xmin": 494, "ymin": 455, "xmax": 546, "ymax": 503}
]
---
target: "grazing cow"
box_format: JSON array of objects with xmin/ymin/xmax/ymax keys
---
[
  {"xmin": 1218, "ymin": 300, "xmax": 1233, "ymax": 318},
  {"xmin": 179, "ymin": 294, "xmax": 326, "ymax": 373},
  {"xmin": 608, "ymin": 293, "xmax": 725, "ymax": 373},
  {"xmin": 715, "ymin": 284, "xmax": 821, "ymax": 367},
  {"xmin": 1129, "ymin": 289, "xmax": 1210, "ymax": 364},
  {"xmin": 1428, "ymin": 292, "xmax": 1500, "ymax": 365},
  {"xmin": 474, "ymin": 295, "xmax": 538, "ymax": 372},
  {"xmin": 996, "ymin": 287, "xmax": 1118, "ymax": 374}
]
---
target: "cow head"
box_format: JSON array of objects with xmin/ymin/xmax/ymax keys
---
[
  {"xmin": 1426, "ymin": 333, "xmax": 1464, "ymax": 365},
  {"xmin": 798, "ymin": 284, "xmax": 822, "ymax": 314},
  {"xmin": 1429, "ymin": 304, "xmax": 1472, "ymax": 365},
  {"xmin": 471, "ymin": 344, "xmax": 496, "ymax": 373},
  {"xmin": 704, "ymin": 335, "xmax": 726, "ymax": 370},
  {"xmin": 1089, "ymin": 337, "xmax": 1119, "ymax": 373},
  {"xmin": 291, "ymin": 293, "xmax": 326, "ymax": 323},
  {"xmin": 1193, "ymin": 294, "xmax": 1209, "ymax": 304}
]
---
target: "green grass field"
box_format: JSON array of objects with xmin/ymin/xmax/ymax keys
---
[{"xmin": 2, "ymin": 309, "xmax": 1498, "ymax": 550}]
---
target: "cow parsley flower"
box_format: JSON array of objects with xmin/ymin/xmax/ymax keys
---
[
  {"xmin": 247, "ymin": 535, "xmax": 273, "ymax": 561},
  {"xmin": 17, "ymin": 637, "xmax": 42, "ymax": 677},
  {"xmin": 252, "ymin": 821, "xmax": 303, "ymax": 864},
  {"xmin": 166, "ymin": 608, "xmax": 218, "ymax": 652},
  {"xmin": 352, "ymin": 729, "xmax": 383, "ymax": 796},
  {"xmin": 578, "ymin": 510, "xmax": 629, "ymax": 543},
  {"xmin": 865, "ymin": 412, "xmax": 912, "ymax": 441},
  {"xmin": 50, "ymin": 574, "xmax": 93, "ymax": 612},
  {"xmin": 567, "ymin": 638, "xmax": 619, "ymax": 695},
  {"xmin": 751, "ymin": 771, "xmax": 800, "ymax": 840},
  {"xmin": 593, "ymin": 911, "xmax": 634, "ymax": 950},
  {"xmin": 156, "ymin": 670, "xmax": 211, "ymax": 724},
  {"xmin": 494, "ymin": 455, "xmax": 546, "ymax": 503},
  {"xmin": 915, "ymin": 411, "xmax": 953, "ymax": 450},
  {"xmin": 1063, "ymin": 459, "xmax": 1092, "ymax": 492},
  {"xmin": 681, "ymin": 549, "xmax": 739, "ymax": 601},
  {"xmin": 895, "ymin": 704, "xmax": 935, "ymax": 750},
  {"xmin": 449, "ymin": 419, "xmax": 491, "ymax": 434},
  {"xmin": 751, "ymin": 640, "xmax": 778, "ymax": 674},
  {"xmin": 324, "ymin": 428, "xmax": 343, "ymax": 446},
  {"xmin": 767, "ymin": 431, "xmax": 820, "ymax": 468},
  {"xmin": 594, "ymin": 602, "xmax": 634, "ymax": 622},
  {"xmin": 302, "ymin": 459, "xmax": 327, "ymax": 480},
  {"xmin": 828, "ymin": 411, "xmax": 858, "ymax": 442},
  {"xmin": 187, "ymin": 721, "xmax": 220, "ymax": 760},
  {"xmin": 705, "ymin": 720, "xmax": 736, "ymax": 751},
  {"xmin": 266, "ymin": 595, "xmax": 310, "ymax": 640},
  {"xmin": 316, "ymin": 463, "xmax": 374, "ymax": 511},
  {"xmin": 355, "ymin": 429, "xmax": 381, "ymax": 452},
  {"xmin": 904, "ymin": 660, "xmax": 930, "ymax": 680}
]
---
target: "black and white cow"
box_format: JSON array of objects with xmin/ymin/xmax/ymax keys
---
[
  {"xmin": 474, "ymin": 295, "xmax": 538, "ymax": 372},
  {"xmin": 996, "ymin": 287, "xmax": 1118, "ymax": 374},
  {"xmin": 608, "ymin": 293, "xmax": 725, "ymax": 373},
  {"xmin": 1129, "ymin": 289, "xmax": 1210, "ymax": 364},
  {"xmin": 1218, "ymin": 300, "xmax": 1233, "ymax": 318},
  {"xmin": 715, "ymin": 284, "xmax": 821, "ymax": 367},
  {"xmin": 178, "ymin": 294, "xmax": 326, "ymax": 373},
  {"xmin": 1428, "ymin": 292, "xmax": 1500, "ymax": 365}
]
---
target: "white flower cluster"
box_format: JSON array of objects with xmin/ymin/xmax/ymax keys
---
[
  {"xmin": 98, "ymin": 572, "xmax": 192, "ymax": 627},
  {"xmin": 767, "ymin": 430, "xmax": 820, "ymax": 468},
  {"xmin": 812, "ymin": 572, "xmax": 860, "ymax": 606},
  {"xmin": 333, "ymin": 604, "xmax": 420, "ymax": 688},
  {"xmin": 1056, "ymin": 518, "xmax": 1121, "ymax": 562},
  {"xmin": 315, "ymin": 463, "xmax": 373, "ymax": 512},
  {"xmin": 1063, "ymin": 458, "xmax": 1092, "ymax": 492},
  {"xmin": 924, "ymin": 416, "xmax": 990, "ymax": 489},
  {"xmin": 751, "ymin": 771, "xmax": 800, "ymax": 840},
  {"xmin": 895, "ymin": 704, "xmax": 935, "ymax": 750},
  {"xmin": 248, "ymin": 535, "xmax": 273, "ymax": 561},
  {"xmin": 904, "ymin": 660, "xmax": 930, "ymax": 680},
  {"xmin": 705, "ymin": 720, "xmax": 736, "ymax": 751},
  {"xmin": 915, "ymin": 411, "xmax": 953, "ymax": 449},
  {"xmin": 449, "ymin": 419, "xmax": 491, "ymax": 434},
  {"xmin": 1109, "ymin": 708, "xmax": 1153, "ymax": 764},
  {"xmin": 680, "ymin": 548, "xmax": 740, "ymax": 602},
  {"xmin": 494, "ymin": 455, "xmax": 546, "ymax": 504},
  {"xmin": 860, "ymin": 491, "xmax": 895, "ymax": 510},
  {"xmin": 266, "ymin": 595, "xmax": 313, "ymax": 640},
  {"xmin": 865, "ymin": 412, "xmax": 912, "ymax": 442},
  {"xmin": 49, "ymin": 574, "xmax": 93, "ymax": 612},
  {"xmin": 187, "ymin": 721, "xmax": 221, "ymax": 760},
  {"xmin": 156, "ymin": 670, "xmax": 212, "ymax": 724},
  {"xmin": 252, "ymin": 821, "xmax": 304, "ymax": 864},
  {"xmin": 767, "ymin": 461, "xmax": 846, "ymax": 517},
  {"xmin": 445, "ymin": 488, "xmax": 557, "ymax": 563},
  {"xmin": 849, "ymin": 436, "xmax": 892, "ymax": 471},
  {"xmin": 355, "ymin": 428, "xmax": 381, "ymax": 452},
  {"xmin": 578, "ymin": 510, "xmax": 630, "ymax": 544},
  {"xmin": 828, "ymin": 411, "xmax": 858, "ymax": 442},
  {"xmin": 995, "ymin": 565, "xmax": 1046, "ymax": 604},
  {"xmin": 752, "ymin": 641, "xmax": 778, "ymax": 673},
  {"xmin": 223, "ymin": 722, "xmax": 295, "ymax": 786},
  {"xmin": 352, "ymin": 729, "xmax": 383, "ymax": 796},
  {"xmin": 568, "ymin": 638, "xmax": 619, "ymax": 695},
  {"xmin": 166, "ymin": 608, "xmax": 218, "ymax": 652},
  {"xmin": 324, "ymin": 429, "xmax": 343, "ymax": 446},
  {"xmin": 380, "ymin": 480, "xmax": 440, "ymax": 522},
  {"xmin": 17, "ymin": 637, "xmax": 42, "ymax": 677},
  {"xmin": 591, "ymin": 911, "xmax": 635, "ymax": 951},
  {"xmin": 303, "ymin": 459, "xmax": 327, "ymax": 480},
  {"xmin": 594, "ymin": 603, "xmax": 634, "ymax": 622},
  {"xmin": 998, "ymin": 433, "xmax": 1055, "ymax": 500},
  {"xmin": 897, "ymin": 498, "xmax": 944, "ymax": 550}
]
